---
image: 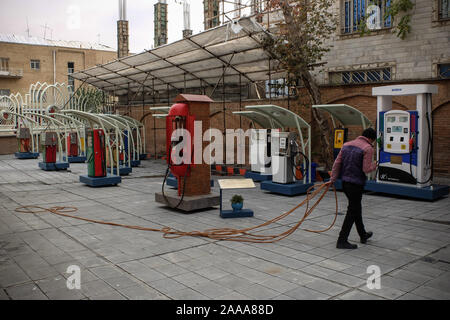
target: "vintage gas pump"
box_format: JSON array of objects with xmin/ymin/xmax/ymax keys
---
[
  {"xmin": 17, "ymin": 128, "xmax": 32, "ymax": 153},
  {"xmin": 249, "ymin": 129, "xmax": 272, "ymax": 175},
  {"xmin": 67, "ymin": 132, "xmax": 79, "ymax": 157},
  {"xmin": 41, "ymin": 132, "xmax": 57, "ymax": 164},
  {"xmin": 271, "ymin": 132, "xmax": 309, "ymax": 184},
  {"xmin": 156, "ymin": 94, "xmax": 218, "ymax": 212},
  {"xmin": 333, "ymin": 128, "xmax": 348, "ymax": 159},
  {"xmin": 87, "ymin": 129, "xmax": 107, "ymax": 178},
  {"xmin": 165, "ymin": 103, "xmax": 195, "ymax": 195}
]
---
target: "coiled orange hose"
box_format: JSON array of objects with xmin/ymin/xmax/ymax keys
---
[{"xmin": 15, "ymin": 182, "xmax": 337, "ymax": 243}]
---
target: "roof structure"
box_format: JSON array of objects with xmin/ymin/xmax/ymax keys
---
[
  {"xmin": 0, "ymin": 34, "xmax": 115, "ymax": 51},
  {"xmin": 245, "ymin": 105, "xmax": 310, "ymax": 130},
  {"xmin": 70, "ymin": 16, "xmax": 284, "ymax": 96},
  {"xmin": 312, "ymin": 104, "xmax": 372, "ymax": 129},
  {"xmin": 232, "ymin": 110, "xmax": 281, "ymax": 129}
]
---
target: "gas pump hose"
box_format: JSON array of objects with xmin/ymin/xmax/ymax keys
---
[{"xmin": 14, "ymin": 182, "xmax": 338, "ymax": 244}]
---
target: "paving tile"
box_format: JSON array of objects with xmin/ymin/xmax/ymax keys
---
[
  {"xmin": 45, "ymin": 287, "xmax": 86, "ymax": 300},
  {"xmin": 190, "ymin": 281, "xmax": 233, "ymax": 299},
  {"xmin": 235, "ymin": 283, "xmax": 280, "ymax": 300},
  {"xmin": 6, "ymin": 282, "xmax": 48, "ymax": 300},
  {"xmin": 380, "ymin": 275, "xmax": 421, "ymax": 292},
  {"xmin": 166, "ymin": 288, "xmax": 209, "ymax": 300},
  {"xmin": 117, "ymin": 284, "xmax": 166, "ymax": 300},
  {"xmin": 304, "ymin": 278, "xmax": 350, "ymax": 296},
  {"xmin": 89, "ymin": 291, "xmax": 127, "ymax": 300},
  {"xmin": 35, "ymin": 275, "xmax": 69, "ymax": 293},
  {"xmin": 260, "ymin": 277, "xmax": 298, "ymax": 293},
  {"xmin": 396, "ymin": 293, "xmax": 432, "ymax": 300},
  {"xmin": 359, "ymin": 284, "xmax": 406, "ymax": 300},
  {"xmin": 410, "ymin": 286, "xmax": 450, "ymax": 300},
  {"xmin": 284, "ymin": 286, "xmax": 330, "ymax": 300},
  {"xmin": 80, "ymin": 279, "xmax": 115, "ymax": 297},
  {"xmin": 338, "ymin": 289, "xmax": 385, "ymax": 300},
  {"xmin": 387, "ymin": 269, "xmax": 434, "ymax": 285}
]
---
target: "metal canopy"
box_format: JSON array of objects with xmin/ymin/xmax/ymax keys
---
[
  {"xmin": 312, "ymin": 104, "xmax": 372, "ymax": 129},
  {"xmin": 149, "ymin": 106, "xmax": 170, "ymax": 114},
  {"xmin": 232, "ymin": 110, "xmax": 281, "ymax": 129},
  {"xmin": 70, "ymin": 17, "xmax": 284, "ymax": 96},
  {"xmin": 245, "ymin": 105, "xmax": 310, "ymax": 130}
]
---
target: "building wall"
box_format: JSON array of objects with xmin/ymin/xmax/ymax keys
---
[
  {"xmin": 315, "ymin": 0, "xmax": 450, "ymax": 84},
  {"xmin": 0, "ymin": 42, "xmax": 117, "ymax": 96}
]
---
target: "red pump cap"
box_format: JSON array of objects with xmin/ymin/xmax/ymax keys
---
[{"xmin": 168, "ymin": 103, "xmax": 189, "ymax": 117}]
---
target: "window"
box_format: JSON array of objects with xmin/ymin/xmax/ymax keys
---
[
  {"xmin": 342, "ymin": 0, "xmax": 392, "ymax": 34},
  {"xmin": 438, "ymin": 64, "xmax": 450, "ymax": 79},
  {"xmin": 439, "ymin": 0, "xmax": 450, "ymax": 20},
  {"xmin": 68, "ymin": 62, "xmax": 75, "ymax": 91},
  {"xmin": 330, "ymin": 68, "xmax": 392, "ymax": 85},
  {"xmin": 0, "ymin": 58, "xmax": 9, "ymax": 71},
  {"xmin": 0, "ymin": 89, "xmax": 11, "ymax": 96},
  {"xmin": 30, "ymin": 59, "xmax": 40, "ymax": 70}
]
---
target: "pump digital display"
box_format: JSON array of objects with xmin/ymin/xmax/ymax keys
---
[
  {"xmin": 387, "ymin": 116, "xmax": 396, "ymax": 122},
  {"xmin": 392, "ymin": 126, "xmax": 403, "ymax": 133},
  {"xmin": 399, "ymin": 116, "xmax": 408, "ymax": 122}
]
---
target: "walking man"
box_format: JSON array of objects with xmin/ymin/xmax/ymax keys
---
[{"xmin": 330, "ymin": 128, "xmax": 377, "ymax": 249}]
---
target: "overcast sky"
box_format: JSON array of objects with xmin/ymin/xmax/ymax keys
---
[{"xmin": 0, "ymin": 0, "xmax": 209, "ymax": 53}]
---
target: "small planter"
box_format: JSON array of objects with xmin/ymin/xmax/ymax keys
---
[
  {"xmin": 230, "ymin": 194, "xmax": 244, "ymax": 212},
  {"xmin": 239, "ymin": 168, "xmax": 246, "ymax": 176},
  {"xmin": 231, "ymin": 202, "xmax": 243, "ymax": 212},
  {"xmin": 227, "ymin": 167, "xmax": 234, "ymax": 175}
]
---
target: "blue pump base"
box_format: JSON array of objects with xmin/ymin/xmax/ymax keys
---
[
  {"xmin": 15, "ymin": 152, "xmax": 39, "ymax": 159},
  {"xmin": 131, "ymin": 160, "xmax": 141, "ymax": 167},
  {"xmin": 63, "ymin": 156, "xmax": 87, "ymax": 163},
  {"xmin": 364, "ymin": 180, "xmax": 449, "ymax": 201},
  {"xmin": 107, "ymin": 166, "xmax": 132, "ymax": 176},
  {"xmin": 38, "ymin": 162, "xmax": 69, "ymax": 171},
  {"xmin": 79, "ymin": 174, "xmax": 121, "ymax": 187},
  {"xmin": 260, "ymin": 180, "xmax": 314, "ymax": 196},
  {"xmin": 220, "ymin": 209, "xmax": 254, "ymax": 219},
  {"xmin": 244, "ymin": 171, "xmax": 272, "ymax": 182},
  {"xmin": 331, "ymin": 179, "xmax": 448, "ymax": 201}
]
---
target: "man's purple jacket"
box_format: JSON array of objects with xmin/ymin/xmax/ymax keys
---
[{"xmin": 330, "ymin": 136, "xmax": 377, "ymax": 186}]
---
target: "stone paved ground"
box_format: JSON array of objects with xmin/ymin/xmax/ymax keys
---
[{"xmin": 0, "ymin": 154, "xmax": 449, "ymax": 300}]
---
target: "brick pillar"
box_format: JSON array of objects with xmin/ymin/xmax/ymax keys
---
[
  {"xmin": 174, "ymin": 94, "xmax": 213, "ymax": 197},
  {"xmin": 117, "ymin": 20, "xmax": 129, "ymax": 58}
]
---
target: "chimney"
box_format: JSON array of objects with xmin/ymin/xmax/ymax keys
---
[
  {"xmin": 154, "ymin": 0, "xmax": 168, "ymax": 48},
  {"xmin": 117, "ymin": 0, "xmax": 129, "ymax": 58},
  {"xmin": 182, "ymin": 1, "xmax": 193, "ymax": 39}
]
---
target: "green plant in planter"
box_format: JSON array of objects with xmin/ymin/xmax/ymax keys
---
[
  {"xmin": 230, "ymin": 194, "xmax": 244, "ymax": 212},
  {"xmin": 230, "ymin": 194, "xmax": 244, "ymax": 204}
]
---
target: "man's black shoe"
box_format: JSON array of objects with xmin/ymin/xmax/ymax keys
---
[
  {"xmin": 336, "ymin": 241, "xmax": 357, "ymax": 249},
  {"xmin": 361, "ymin": 232, "xmax": 373, "ymax": 244}
]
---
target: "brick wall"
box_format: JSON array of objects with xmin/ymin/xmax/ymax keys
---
[{"xmin": 117, "ymin": 79, "xmax": 450, "ymax": 179}]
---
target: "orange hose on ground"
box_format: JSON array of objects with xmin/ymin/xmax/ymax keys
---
[{"xmin": 14, "ymin": 182, "xmax": 338, "ymax": 243}]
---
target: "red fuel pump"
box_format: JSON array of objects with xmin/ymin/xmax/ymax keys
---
[
  {"xmin": 42, "ymin": 132, "xmax": 57, "ymax": 163},
  {"xmin": 87, "ymin": 129, "xmax": 107, "ymax": 178},
  {"xmin": 165, "ymin": 103, "xmax": 195, "ymax": 195},
  {"xmin": 17, "ymin": 128, "xmax": 31, "ymax": 153},
  {"xmin": 67, "ymin": 132, "xmax": 78, "ymax": 157}
]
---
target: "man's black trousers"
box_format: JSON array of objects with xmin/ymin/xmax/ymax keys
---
[{"xmin": 338, "ymin": 181, "xmax": 366, "ymax": 242}]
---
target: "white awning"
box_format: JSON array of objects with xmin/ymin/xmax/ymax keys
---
[{"xmin": 71, "ymin": 17, "xmax": 284, "ymax": 96}]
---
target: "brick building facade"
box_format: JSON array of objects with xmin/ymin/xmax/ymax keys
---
[{"xmin": 0, "ymin": 35, "xmax": 117, "ymax": 97}]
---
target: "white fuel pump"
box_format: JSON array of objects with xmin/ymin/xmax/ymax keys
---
[{"xmin": 373, "ymin": 84, "xmax": 436, "ymax": 188}]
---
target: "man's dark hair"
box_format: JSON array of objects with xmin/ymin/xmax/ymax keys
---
[{"xmin": 362, "ymin": 128, "xmax": 377, "ymax": 141}]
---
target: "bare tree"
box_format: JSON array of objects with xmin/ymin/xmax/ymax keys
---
[{"xmin": 261, "ymin": 0, "xmax": 336, "ymax": 169}]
